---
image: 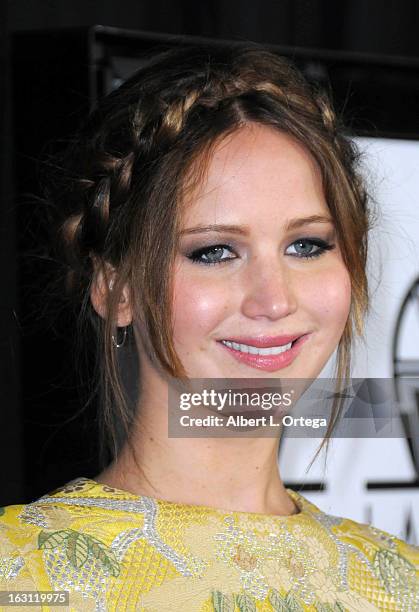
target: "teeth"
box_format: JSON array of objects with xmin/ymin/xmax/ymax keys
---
[{"xmin": 221, "ymin": 340, "xmax": 293, "ymax": 355}]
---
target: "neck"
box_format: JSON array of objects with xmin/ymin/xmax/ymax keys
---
[{"xmin": 95, "ymin": 371, "xmax": 298, "ymax": 516}]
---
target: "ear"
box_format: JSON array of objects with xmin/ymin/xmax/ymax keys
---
[{"xmin": 90, "ymin": 265, "xmax": 133, "ymax": 327}]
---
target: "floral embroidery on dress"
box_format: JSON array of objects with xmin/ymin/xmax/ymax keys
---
[
  {"xmin": 0, "ymin": 555, "xmax": 25, "ymax": 580},
  {"xmin": 373, "ymin": 548, "xmax": 419, "ymax": 602},
  {"xmin": 210, "ymin": 588, "xmax": 347, "ymax": 611},
  {"xmin": 38, "ymin": 528, "xmax": 120, "ymax": 576},
  {"xmin": 0, "ymin": 477, "xmax": 418, "ymax": 611}
]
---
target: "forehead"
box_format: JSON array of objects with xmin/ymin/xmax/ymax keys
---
[{"xmin": 181, "ymin": 124, "xmax": 328, "ymax": 228}]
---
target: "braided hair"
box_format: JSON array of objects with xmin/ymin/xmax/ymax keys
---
[{"xmin": 49, "ymin": 44, "xmax": 371, "ymax": 464}]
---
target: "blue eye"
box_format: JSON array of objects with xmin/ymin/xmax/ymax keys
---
[
  {"xmin": 187, "ymin": 238, "xmax": 335, "ymax": 266},
  {"xmin": 188, "ymin": 244, "xmax": 237, "ymax": 265},
  {"xmin": 286, "ymin": 238, "xmax": 335, "ymax": 259}
]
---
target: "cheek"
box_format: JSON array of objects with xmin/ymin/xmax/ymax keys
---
[
  {"xmin": 172, "ymin": 269, "xmax": 231, "ymax": 345},
  {"xmin": 305, "ymin": 264, "xmax": 351, "ymax": 330}
]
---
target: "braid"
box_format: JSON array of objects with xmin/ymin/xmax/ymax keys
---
[
  {"xmin": 159, "ymin": 91, "xmax": 201, "ymax": 137},
  {"xmin": 60, "ymin": 47, "xmax": 359, "ymax": 293}
]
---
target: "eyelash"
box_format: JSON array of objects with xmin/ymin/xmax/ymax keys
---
[{"xmin": 187, "ymin": 238, "xmax": 336, "ymax": 266}]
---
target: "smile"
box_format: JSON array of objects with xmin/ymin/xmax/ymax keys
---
[
  {"xmin": 217, "ymin": 334, "xmax": 310, "ymax": 372},
  {"xmin": 220, "ymin": 340, "xmax": 292, "ymax": 355}
]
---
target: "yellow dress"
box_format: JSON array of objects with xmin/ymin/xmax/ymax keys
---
[{"xmin": 0, "ymin": 477, "xmax": 418, "ymax": 611}]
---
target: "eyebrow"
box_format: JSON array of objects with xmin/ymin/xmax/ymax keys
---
[{"xmin": 179, "ymin": 215, "xmax": 334, "ymax": 236}]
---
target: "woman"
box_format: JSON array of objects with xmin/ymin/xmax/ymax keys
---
[{"xmin": 1, "ymin": 44, "xmax": 418, "ymax": 611}]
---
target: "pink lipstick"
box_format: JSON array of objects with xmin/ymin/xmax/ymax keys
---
[{"xmin": 217, "ymin": 333, "xmax": 310, "ymax": 372}]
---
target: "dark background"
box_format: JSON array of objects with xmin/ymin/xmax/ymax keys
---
[
  {"xmin": 2, "ymin": 1, "xmax": 419, "ymax": 506},
  {"xmin": 7, "ymin": 0, "xmax": 419, "ymax": 56}
]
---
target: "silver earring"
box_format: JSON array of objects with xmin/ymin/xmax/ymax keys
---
[{"xmin": 112, "ymin": 327, "xmax": 127, "ymax": 348}]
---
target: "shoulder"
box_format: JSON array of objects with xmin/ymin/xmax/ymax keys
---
[
  {"xmin": 0, "ymin": 501, "xmax": 46, "ymax": 590},
  {"xmin": 292, "ymin": 489, "xmax": 419, "ymax": 566},
  {"xmin": 315, "ymin": 505, "xmax": 419, "ymax": 567},
  {"xmin": 332, "ymin": 518, "xmax": 419, "ymax": 611},
  {"xmin": 329, "ymin": 514, "xmax": 419, "ymax": 607},
  {"xmin": 0, "ymin": 477, "xmax": 128, "ymax": 555},
  {"xmin": 0, "ymin": 503, "xmax": 30, "ymax": 575},
  {"xmin": 0, "ymin": 491, "xmax": 82, "ymax": 585},
  {"xmin": 0, "ymin": 479, "xmax": 90, "ymax": 540},
  {"xmin": 290, "ymin": 490, "xmax": 419, "ymax": 609},
  {"xmin": 0, "ymin": 479, "xmax": 127, "ymax": 607},
  {"xmin": 330, "ymin": 512, "xmax": 419, "ymax": 580}
]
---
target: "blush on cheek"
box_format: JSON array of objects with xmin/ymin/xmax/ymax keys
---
[
  {"xmin": 307, "ymin": 267, "xmax": 351, "ymax": 326},
  {"xmin": 326, "ymin": 274, "xmax": 351, "ymax": 329},
  {"xmin": 172, "ymin": 276, "xmax": 232, "ymax": 347}
]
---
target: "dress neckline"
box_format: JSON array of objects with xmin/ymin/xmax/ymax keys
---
[{"xmin": 46, "ymin": 476, "xmax": 319, "ymax": 520}]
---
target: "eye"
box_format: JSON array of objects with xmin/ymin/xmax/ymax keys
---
[
  {"xmin": 285, "ymin": 237, "xmax": 335, "ymax": 259},
  {"xmin": 187, "ymin": 244, "xmax": 237, "ymax": 265}
]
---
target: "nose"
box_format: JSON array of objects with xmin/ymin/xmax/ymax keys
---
[{"xmin": 240, "ymin": 257, "xmax": 298, "ymax": 321}]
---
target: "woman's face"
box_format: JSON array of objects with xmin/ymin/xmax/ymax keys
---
[{"xmin": 162, "ymin": 124, "xmax": 351, "ymax": 379}]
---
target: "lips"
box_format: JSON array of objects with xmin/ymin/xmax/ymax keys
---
[
  {"xmin": 217, "ymin": 333, "xmax": 310, "ymax": 372},
  {"xmin": 219, "ymin": 334, "xmax": 303, "ymax": 348}
]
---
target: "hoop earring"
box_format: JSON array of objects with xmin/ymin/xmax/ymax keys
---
[{"xmin": 112, "ymin": 327, "xmax": 127, "ymax": 348}]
